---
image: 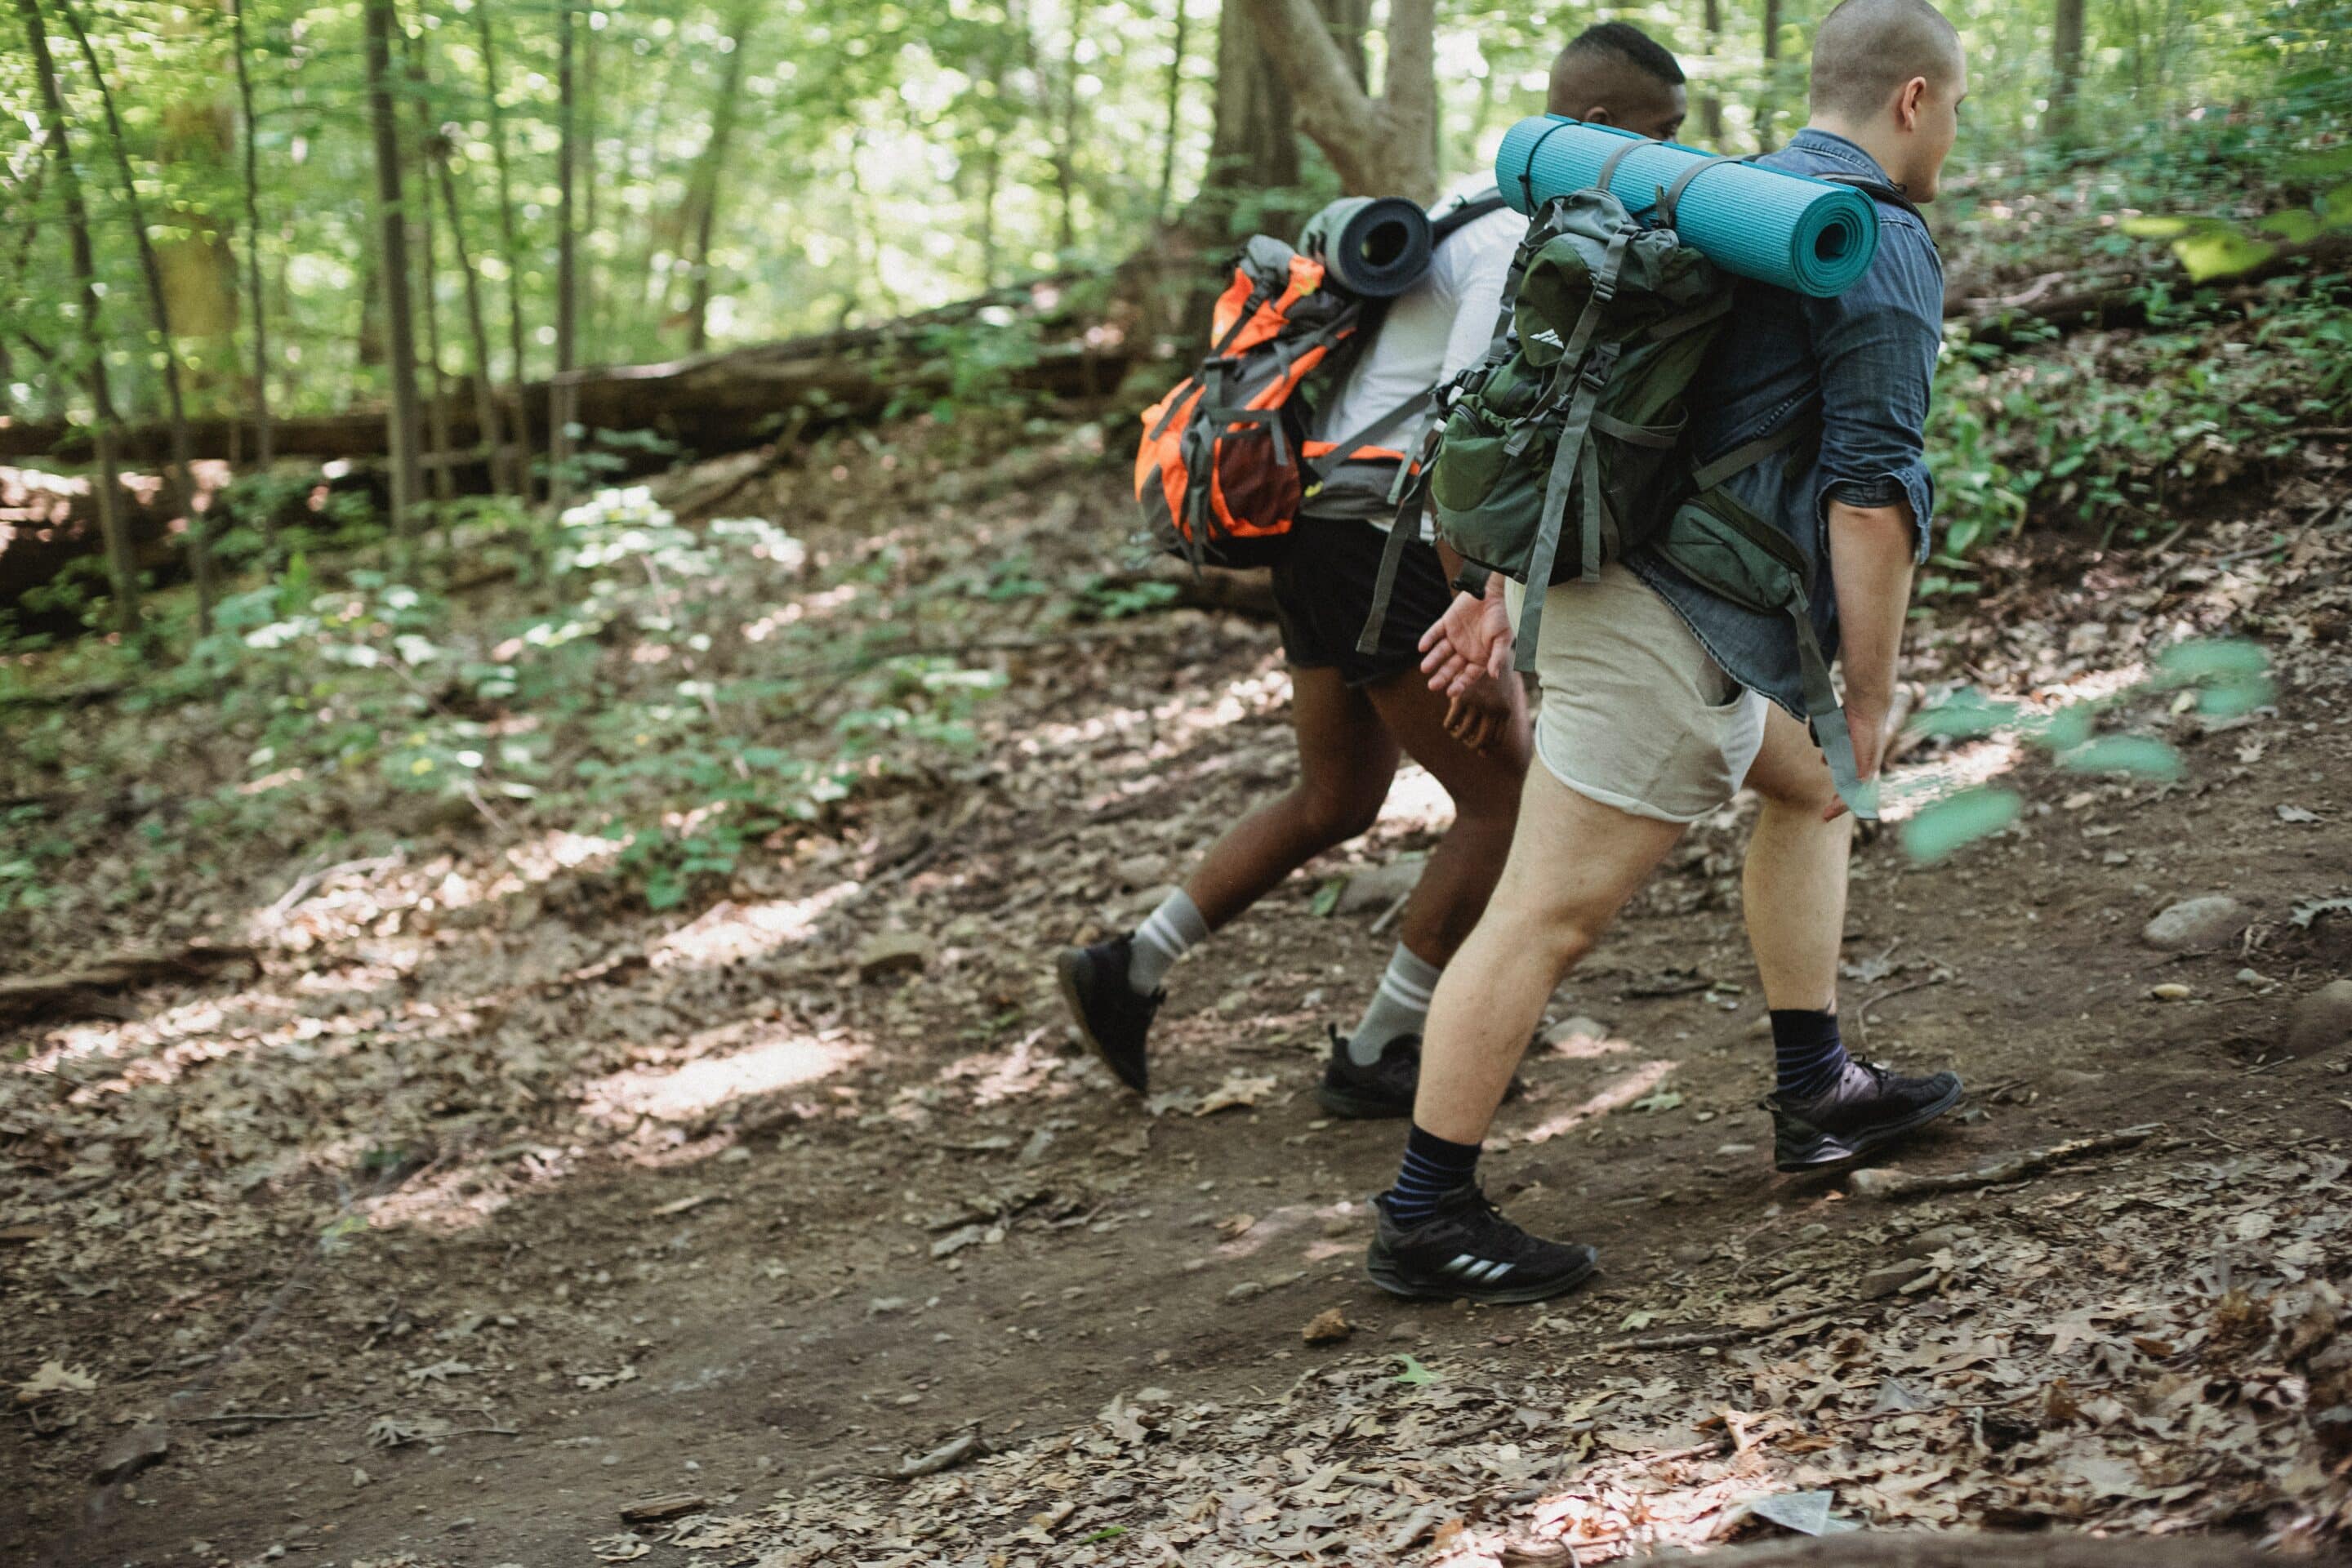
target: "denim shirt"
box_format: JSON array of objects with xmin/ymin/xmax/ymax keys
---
[{"xmin": 1626, "ymin": 128, "xmax": 1944, "ymax": 720}]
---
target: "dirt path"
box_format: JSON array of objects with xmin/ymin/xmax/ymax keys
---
[{"xmin": 4, "ymin": 443, "xmax": 2350, "ymax": 1566}]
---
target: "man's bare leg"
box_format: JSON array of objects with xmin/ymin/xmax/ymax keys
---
[
  {"xmin": 1413, "ymin": 765, "xmax": 1685, "ymax": 1143},
  {"xmin": 1740, "ymin": 705, "xmax": 1962, "ymax": 1169},
  {"xmin": 1741, "ymin": 706, "xmax": 1847, "ymax": 1012}
]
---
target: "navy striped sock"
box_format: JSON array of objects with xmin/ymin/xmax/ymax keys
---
[
  {"xmin": 1771, "ymin": 1009, "xmax": 1850, "ymax": 1102},
  {"xmin": 1385, "ymin": 1123, "xmax": 1481, "ymax": 1227}
]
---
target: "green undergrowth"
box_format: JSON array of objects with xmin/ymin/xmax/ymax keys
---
[{"xmin": 0, "ymin": 482, "xmax": 1075, "ymax": 921}]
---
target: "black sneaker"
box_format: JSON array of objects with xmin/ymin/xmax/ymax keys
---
[
  {"xmin": 1766, "ymin": 1059, "xmax": 1963, "ymax": 1172},
  {"xmin": 1056, "ymin": 935, "xmax": 1161, "ymax": 1095},
  {"xmin": 1365, "ymin": 1185, "xmax": 1599, "ymax": 1304},
  {"xmin": 1317, "ymin": 1027, "xmax": 1419, "ymax": 1120}
]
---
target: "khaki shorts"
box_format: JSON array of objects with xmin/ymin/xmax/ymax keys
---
[{"xmin": 1503, "ymin": 564, "xmax": 1768, "ymax": 823}]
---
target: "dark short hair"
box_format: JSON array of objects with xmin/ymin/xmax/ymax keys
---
[{"xmin": 1562, "ymin": 21, "xmax": 1686, "ymax": 87}]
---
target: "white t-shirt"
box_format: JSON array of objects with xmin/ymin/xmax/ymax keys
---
[{"xmin": 1311, "ymin": 182, "xmax": 1522, "ymax": 457}]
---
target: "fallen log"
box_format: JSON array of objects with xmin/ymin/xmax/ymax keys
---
[
  {"xmin": 0, "ymin": 261, "xmax": 1152, "ymax": 469},
  {"xmin": 0, "ymin": 943, "xmax": 260, "ymax": 1026},
  {"xmin": 1949, "ymin": 234, "xmax": 2352, "ymax": 349}
]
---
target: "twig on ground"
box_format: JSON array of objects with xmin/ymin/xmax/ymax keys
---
[
  {"xmin": 1598, "ymin": 1298, "xmax": 1860, "ymax": 1354},
  {"xmin": 1846, "ymin": 1123, "xmax": 2162, "ymax": 1200},
  {"xmin": 185, "ymin": 1407, "xmax": 354, "ymax": 1423}
]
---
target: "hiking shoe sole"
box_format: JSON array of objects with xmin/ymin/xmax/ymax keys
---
[
  {"xmin": 1365, "ymin": 1240, "xmax": 1599, "ymax": 1304},
  {"xmin": 1774, "ymin": 1076, "xmax": 1964, "ymax": 1172},
  {"xmin": 1316, "ymin": 1081, "xmax": 1413, "ymax": 1120}
]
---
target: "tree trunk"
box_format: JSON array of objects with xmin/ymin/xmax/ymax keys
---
[
  {"xmin": 680, "ymin": 5, "xmax": 756, "ymax": 354},
  {"xmin": 57, "ymin": 0, "xmax": 217, "ymax": 631},
  {"xmin": 1195, "ymin": 0, "xmax": 1299, "ymax": 235},
  {"xmin": 550, "ymin": 0, "xmax": 579, "ymax": 510},
  {"xmin": 363, "ymin": 0, "xmax": 425, "ymax": 534},
  {"xmin": 473, "ymin": 2, "xmax": 532, "ymax": 491},
  {"xmin": 1240, "ymin": 0, "xmax": 1437, "ymax": 202},
  {"xmin": 1156, "ymin": 0, "xmax": 1190, "ymax": 224},
  {"xmin": 1052, "ymin": 2, "xmax": 1087, "ymax": 252},
  {"xmin": 230, "ymin": 0, "xmax": 274, "ymax": 469},
  {"xmin": 579, "ymin": 13, "xmax": 599, "ymax": 351},
  {"xmin": 2049, "ymin": 0, "xmax": 2087, "ymax": 140},
  {"xmin": 1701, "ymin": 0, "xmax": 1726, "ymax": 145},
  {"xmin": 17, "ymin": 0, "xmax": 140, "ymax": 638},
  {"xmin": 402, "ymin": 16, "xmax": 454, "ymax": 506},
  {"xmin": 434, "ymin": 150, "xmax": 510, "ymax": 494},
  {"xmin": 1757, "ymin": 0, "xmax": 1784, "ymax": 152}
]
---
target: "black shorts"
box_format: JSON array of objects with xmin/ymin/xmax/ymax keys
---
[{"xmin": 1269, "ymin": 515, "xmax": 1456, "ymax": 688}]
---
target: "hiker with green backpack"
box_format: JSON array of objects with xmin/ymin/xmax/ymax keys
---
[
  {"xmin": 1061, "ymin": 26, "xmax": 1692, "ymax": 1120},
  {"xmin": 1365, "ymin": 0, "xmax": 1970, "ymax": 1303}
]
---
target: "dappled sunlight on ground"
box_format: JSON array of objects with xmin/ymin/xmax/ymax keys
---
[
  {"xmin": 650, "ymin": 882, "xmax": 860, "ymax": 969},
  {"xmin": 1507, "ymin": 1059, "xmax": 1677, "ymax": 1147},
  {"xmin": 1374, "ymin": 762, "xmax": 1451, "ymax": 836},
  {"xmin": 581, "ymin": 1024, "xmax": 865, "ymax": 1124}
]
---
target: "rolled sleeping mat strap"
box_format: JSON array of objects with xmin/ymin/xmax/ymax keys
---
[
  {"xmin": 1788, "ymin": 587, "xmax": 1880, "ymax": 820},
  {"xmin": 1494, "ymin": 116, "xmax": 1882, "ymax": 296},
  {"xmin": 1301, "ymin": 196, "xmax": 1437, "ymax": 299}
]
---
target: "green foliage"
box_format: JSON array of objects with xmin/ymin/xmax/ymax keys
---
[{"xmin": 1895, "ymin": 637, "xmax": 2270, "ymax": 863}]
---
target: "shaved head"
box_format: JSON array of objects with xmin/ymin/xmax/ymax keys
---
[
  {"xmin": 1548, "ymin": 22, "xmax": 1687, "ymax": 142},
  {"xmin": 1810, "ymin": 0, "xmax": 1963, "ymax": 122}
]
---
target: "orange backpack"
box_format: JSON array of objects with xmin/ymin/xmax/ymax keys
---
[
  {"xmin": 1134, "ymin": 199, "xmax": 1510, "ymax": 570},
  {"xmin": 1134, "ymin": 236, "xmax": 1359, "ymax": 569}
]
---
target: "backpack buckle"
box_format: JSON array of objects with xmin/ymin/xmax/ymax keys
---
[
  {"xmin": 1590, "ymin": 271, "xmax": 1618, "ymax": 305},
  {"xmin": 1578, "ymin": 355, "xmax": 1614, "ymax": 393}
]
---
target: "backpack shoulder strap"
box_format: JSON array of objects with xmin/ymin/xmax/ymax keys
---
[
  {"xmin": 1430, "ymin": 193, "xmax": 1509, "ymax": 246},
  {"xmin": 1813, "ymin": 172, "xmax": 1931, "ymax": 230}
]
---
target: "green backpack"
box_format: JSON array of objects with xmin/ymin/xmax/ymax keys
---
[{"xmin": 1359, "ymin": 144, "xmax": 1913, "ymax": 817}]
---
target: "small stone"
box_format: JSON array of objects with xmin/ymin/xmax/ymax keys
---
[
  {"xmin": 352, "ymin": 1466, "xmax": 372, "ymax": 1489},
  {"xmin": 1334, "ymin": 858, "xmax": 1425, "ymax": 915},
  {"xmin": 2282, "ymin": 980, "xmax": 2352, "ymax": 1058},
  {"xmin": 92, "ymin": 1421, "xmax": 169, "ymax": 1485},
  {"xmin": 1670, "ymin": 1244, "xmax": 1714, "ymax": 1267},
  {"xmin": 1225, "ymin": 1281, "xmax": 1267, "ymax": 1304},
  {"xmin": 1301, "ymin": 1307, "xmax": 1353, "ymax": 1345},
  {"xmin": 1385, "ymin": 1322, "xmax": 1419, "ymax": 1342},
  {"xmin": 1111, "ymin": 853, "xmax": 1170, "ymax": 890},
  {"xmin": 1544, "ymin": 1015, "xmax": 1615, "ymax": 1049},
  {"xmin": 2149, "ymin": 982, "xmax": 2194, "ymax": 1001},
  {"xmin": 1858, "ymin": 1258, "xmax": 1936, "ymax": 1299},
  {"xmin": 2140, "ymin": 895, "xmax": 2247, "ymax": 952},
  {"xmin": 856, "ymin": 930, "xmax": 932, "ymax": 980},
  {"xmin": 1899, "ymin": 1224, "xmax": 1974, "ymax": 1258}
]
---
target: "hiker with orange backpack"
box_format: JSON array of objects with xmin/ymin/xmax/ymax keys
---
[{"xmin": 1058, "ymin": 25, "xmax": 1692, "ymax": 1118}]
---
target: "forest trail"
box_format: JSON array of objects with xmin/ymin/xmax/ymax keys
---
[{"xmin": 5, "ymin": 431, "xmax": 2350, "ymax": 1566}]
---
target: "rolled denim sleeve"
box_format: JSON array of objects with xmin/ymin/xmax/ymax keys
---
[{"xmin": 1805, "ymin": 221, "xmax": 1944, "ymax": 563}]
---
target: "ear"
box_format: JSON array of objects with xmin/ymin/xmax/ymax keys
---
[
  {"xmin": 1584, "ymin": 105, "xmax": 1615, "ymax": 126},
  {"xmin": 1895, "ymin": 75, "xmax": 1928, "ymax": 131}
]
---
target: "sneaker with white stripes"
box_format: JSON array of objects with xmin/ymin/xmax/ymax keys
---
[{"xmin": 1365, "ymin": 1185, "xmax": 1598, "ymax": 1304}]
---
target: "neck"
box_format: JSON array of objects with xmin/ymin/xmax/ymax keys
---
[{"xmin": 1806, "ymin": 115, "xmax": 1906, "ymax": 188}]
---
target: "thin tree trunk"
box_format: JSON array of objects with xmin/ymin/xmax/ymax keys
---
[
  {"xmin": 363, "ymin": 0, "xmax": 425, "ymax": 534},
  {"xmin": 1701, "ymin": 0, "xmax": 1725, "ymax": 145},
  {"xmin": 580, "ymin": 13, "xmax": 599, "ymax": 350},
  {"xmin": 1757, "ymin": 0, "xmax": 1783, "ymax": 152},
  {"xmin": 435, "ymin": 153, "xmax": 509, "ymax": 495},
  {"xmin": 2050, "ymin": 0, "xmax": 2087, "ymax": 140},
  {"xmin": 403, "ymin": 16, "xmax": 454, "ymax": 506},
  {"xmin": 59, "ymin": 0, "xmax": 217, "ymax": 633},
  {"xmin": 550, "ymin": 0, "xmax": 578, "ymax": 510},
  {"xmin": 1052, "ymin": 2, "xmax": 1086, "ymax": 252},
  {"xmin": 680, "ymin": 3, "xmax": 757, "ymax": 353},
  {"xmin": 230, "ymin": 0, "xmax": 274, "ymax": 469},
  {"xmin": 17, "ymin": 0, "xmax": 139, "ymax": 639},
  {"xmin": 976, "ymin": 128, "xmax": 1002, "ymax": 287},
  {"xmin": 1156, "ymin": 0, "xmax": 1189, "ymax": 224},
  {"xmin": 474, "ymin": 2, "xmax": 532, "ymax": 490}
]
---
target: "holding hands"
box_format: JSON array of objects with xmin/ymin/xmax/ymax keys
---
[{"xmin": 1419, "ymin": 576, "xmax": 1523, "ymax": 755}]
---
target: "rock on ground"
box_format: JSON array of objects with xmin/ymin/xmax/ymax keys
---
[
  {"xmin": 2140, "ymin": 895, "xmax": 2247, "ymax": 951},
  {"xmin": 2283, "ymin": 978, "xmax": 2352, "ymax": 1058}
]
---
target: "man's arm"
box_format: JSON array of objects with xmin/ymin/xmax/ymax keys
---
[{"xmin": 1826, "ymin": 498, "xmax": 1915, "ymax": 812}]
